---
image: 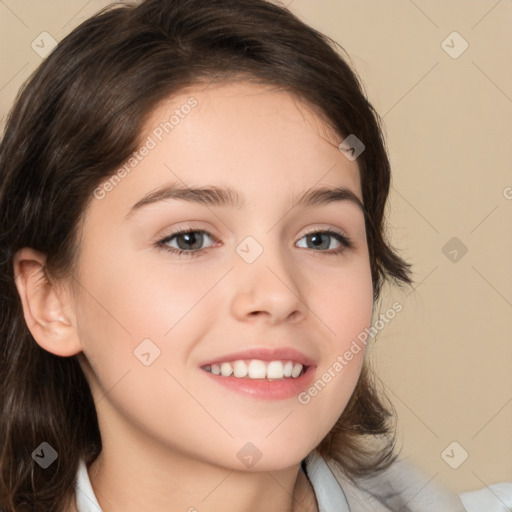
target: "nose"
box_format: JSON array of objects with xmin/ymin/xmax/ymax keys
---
[{"xmin": 228, "ymin": 237, "xmax": 308, "ymax": 326}]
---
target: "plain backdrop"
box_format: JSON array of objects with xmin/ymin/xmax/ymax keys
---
[{"xmin": 0, "ymin": 0, "xmax": 511, "ymax": 495}]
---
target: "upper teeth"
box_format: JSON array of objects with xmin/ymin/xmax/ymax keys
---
[{"xmin": 204, "ymin": 360, "xmax": 304, "ymax": 379}]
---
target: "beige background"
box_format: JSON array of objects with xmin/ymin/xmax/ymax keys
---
[{"xmin": 1, "ymin": 0, "xmax": 511, "ymax": 495}]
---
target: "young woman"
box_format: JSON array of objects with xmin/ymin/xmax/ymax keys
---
[{"xmin": 0, "ymin": 1, "xmax": 468, "ymax": 510}]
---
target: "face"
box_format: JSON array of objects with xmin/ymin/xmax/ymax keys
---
[{"xmin": 71, "ymin": 81, "xmax": 373, "ymax": 472}]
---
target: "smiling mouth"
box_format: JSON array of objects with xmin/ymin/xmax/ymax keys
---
[{"xmin": 202, "ymin": 359, "xmax": 306, "ymax": 380}]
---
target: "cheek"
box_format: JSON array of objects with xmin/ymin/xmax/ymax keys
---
[
  {"xmin": 76, "ymin": 250, "xmax": 207, "ymax": 344},
  {"xmin": 73, "ymin": 253, "xmax": 206, "ymax": 443},
  {"xmin": 295, "ymin": 258, "xmax": 373, "ymax": 425},
  {"xmin": 73, "ymin": 247, "xmax": 228, "ymax": 410},
  {"xmin": 317, "ymin": 256, "xmax": 374, "ymax": 347}
]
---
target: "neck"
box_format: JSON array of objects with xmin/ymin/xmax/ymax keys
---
[{"xmin": 86, "ymin": 449, "xmax": 318, "ymax": 512}]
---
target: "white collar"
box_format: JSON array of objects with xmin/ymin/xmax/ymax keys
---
[
  {"xmin": 75, "ymin": 459, "xmax": 102, "ymax": 511},
  {"xmin": 75, "ymin": 450, "xmax": 350, "ymax": 512}
]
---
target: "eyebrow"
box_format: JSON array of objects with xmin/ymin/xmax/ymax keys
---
[{"xmin": 125, "ymin": 182, "xmax": 364, "ymax": 220}]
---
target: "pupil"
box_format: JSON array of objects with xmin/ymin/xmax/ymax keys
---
[
  {"xmin": 180, "ymin": 232, "xmax": 201, "ymax": 250},
  {"xmin": 310, "ymin": 233, "xmax": 326, "ymax": 248}
]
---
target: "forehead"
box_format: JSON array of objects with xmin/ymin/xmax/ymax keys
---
[
  {"xmin": 147, "ymin": 80, "xmax": 344, "ymax": 146},
  {"xmin": 87, "ymin": 80, "xmax": 362, "ymax": 221}
]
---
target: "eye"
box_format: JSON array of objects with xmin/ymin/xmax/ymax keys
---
[
  {"xmin": 156, "ymin": 227, "xmax": 353, "ymax": 258},
  {"xmin": 296, "ymin": 229, "xmax": 352, "ymax": 255},
  {"xmin": 157, "ymin": 228, "xmax": 217, "ymax": 258}
]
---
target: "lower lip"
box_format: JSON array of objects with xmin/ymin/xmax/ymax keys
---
[{"xmin": 201, "ymin": 365, "xmax": 316, "ymax": 400}]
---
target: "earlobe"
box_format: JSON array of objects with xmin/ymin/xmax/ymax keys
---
[{"xmin": 12, "ymin": 247, "xmax": 83, "ymax": 357}]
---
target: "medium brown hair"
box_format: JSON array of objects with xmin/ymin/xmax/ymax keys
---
[{"xmin": 0, "ymin": 0, "xmax": 412, "ymax": 509}]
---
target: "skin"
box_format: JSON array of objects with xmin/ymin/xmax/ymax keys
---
[{"xmin": 14, "ymin": 81, "xmax": 373, "ymax": 512}]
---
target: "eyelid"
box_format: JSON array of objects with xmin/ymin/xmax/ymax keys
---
[
  {"xmin": 300, "ymin": 224, "xmax": 353, "ymax": 244},
  {"xmin": 157, "ymin": 224, "xmax": 349, "ymax": 242},
  {"xmin": 156, "ymin": 222, "xmax": 217, "ymax": 241},
  {"xmin": 301, "ymin": 225, "xmax": 347, "ymax": 238},
  {"xmin": 158, "ymin": 225, "xmax": 219, "ymax": 246}
]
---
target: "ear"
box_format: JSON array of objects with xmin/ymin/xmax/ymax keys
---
[{"xmin": 13, "ymin": 247, "xmax": 83, "ymax": 357}]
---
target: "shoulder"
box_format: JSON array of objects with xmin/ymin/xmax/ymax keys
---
[
  {"xmin": 460, "ymin": 482, "xmax": 512, "ymax": 512},
  {"xmin": 314, "ymin": 451, "xmax": 467, "ymax": 512}
]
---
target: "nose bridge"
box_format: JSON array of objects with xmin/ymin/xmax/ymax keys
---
[{"xmin": 230, "ymin": 229, "xmax": 306, "ymax": 321}]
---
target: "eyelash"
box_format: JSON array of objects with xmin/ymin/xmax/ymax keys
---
[{"xmin": 156, "ymin": 226, "xmax": 353, "ymax": 259}]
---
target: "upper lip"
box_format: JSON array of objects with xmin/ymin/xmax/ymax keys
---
[{"xmin": 200, "ymin": 347, "xmax": 317, "ymax": 368}]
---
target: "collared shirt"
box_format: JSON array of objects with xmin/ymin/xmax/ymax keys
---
[{"xmin": 75, "ymin": 450, "xmax": 468, "ymax": 512}]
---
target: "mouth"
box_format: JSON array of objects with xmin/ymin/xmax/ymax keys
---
[
  {"xmin": 199, "ymin": 347, "xmax": 316, "ymax": 400},
  {"xmin": 201, "ymin": 359, "xmax": 307, "ymax": 380}
]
